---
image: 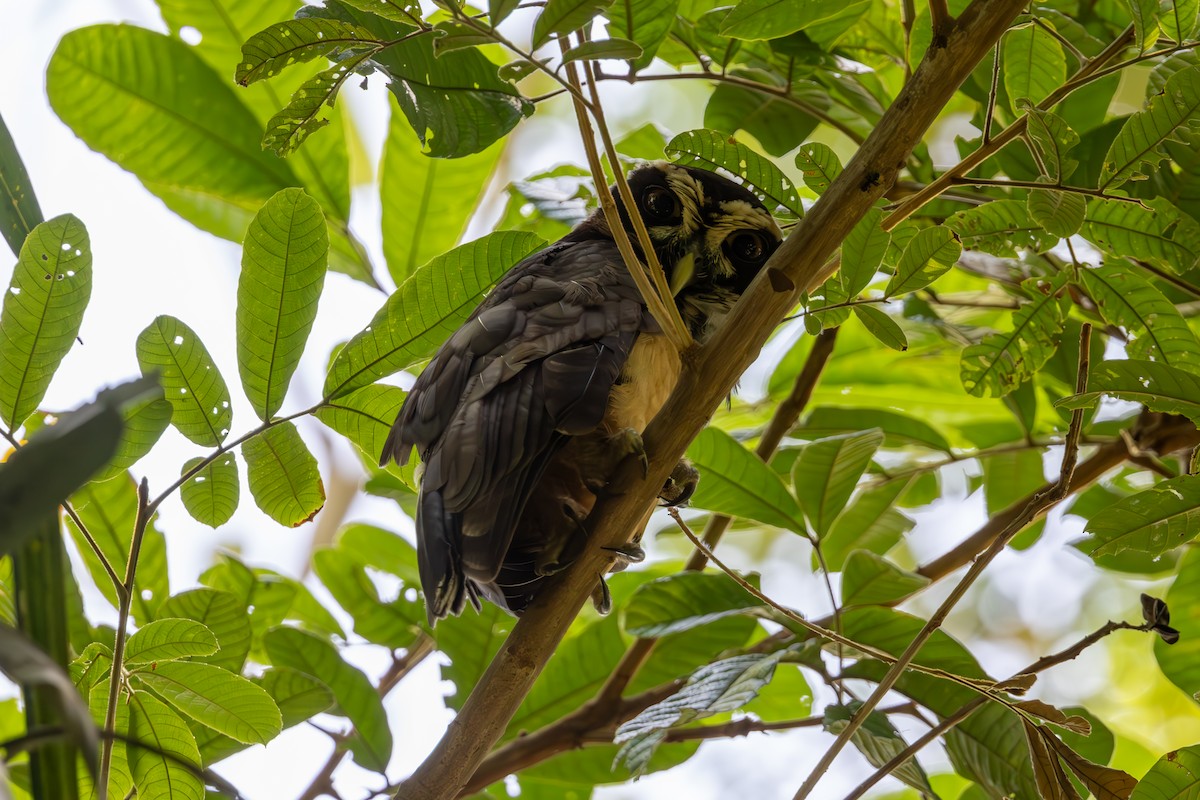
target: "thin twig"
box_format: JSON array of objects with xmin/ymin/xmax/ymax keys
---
[
  {"xmin": 950, "ymin": 176, "xmax": 1146, "ymax": 202},
  {"xmin": 928, "ymin": 0, "xmax": 952, "ymax": 39},
  {"xmin": 983, "ymin": 39, "xmax": 1002, "ymax": 144}
]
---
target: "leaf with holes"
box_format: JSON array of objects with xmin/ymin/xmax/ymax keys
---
[
  {"xmin": 960, "ymin": 274, "xmax": 1069, "ymax": 398},
  {"xmin": 324, "ymin": 231, "xmax": 545, "ymax": 400},
  {"xmin": 238, "ymin": 189, "xmax": 328, "ymax": 419},
  {"xmin": 623, "ymin": 572, "xmax": 763, "ymax": 638},
  {"xmin": 265, "ymin": 626, "xmax": 392, "ymax": 771},
  {"xmin": 262, "ymin": 49, "xmax": 376, "ymax": 157},
  {"xmin": 792, "ymin": 429, "xmax": 884, "ymax": 538},
  {"xmin": 666, "ymin": 129, "xmax": 803, "ymax": 216},
  {"xmin": 242, "ymin": 421, "xmax": 324, "ymax": 527},
  {"xmin": 883, "ymin": 226, "xmax": 961, "ymax": 297},
  {"xmin": 1082, "ymin": 197, "xmax": 1199, "ymax": 272},
  {"xmin": 947, "ymin": 200, "xmax": 1057, "ymax": 258},
  {"xmin": 180, "ymin": 454, "xmax": 240, "ymax": 528},
  {"xmin": 1057, "ymin": 359, "xmax": 1200, "ymax": 423},
  {"xmin": 1077, "ymin": 263, "xmax": 1200, "ymax": 372},
  {"xmin": 0, "ymin": 112, "xmax": 43, "ymax": 257},
  {"xmin": 615, "ymin": 651, "xmax": 786, "ymax": 775},
  {"xmin": 236, "ymin": 18, "xmax": 381, "ymax": 86},
  {"xmin": 1102, "ymin": 65, "xmax": 1200, "ymax": 189},
  {"xmin": 136, "ymin": 316, "xmax": 232, "ymax": 446},
  {"xmin": 686, "ymin": 426, "xmax": 806, "ymax": 532},
  {"xmin": 381, "ymin": 110, "xmax": 504, "ymax": 284},
  {"xmin": 795, "ymin": 142, "xmax": 843, "ymax": 194},
  {"xmin": 0, "ymin": 214, "xmax": 91, "ymax": 430},
  {"xmin": 1130, "ymin": 744, "xmax": 1200, "ymax": 799}
]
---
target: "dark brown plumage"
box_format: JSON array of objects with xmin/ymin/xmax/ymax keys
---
[{"xmin": 380, "ymin": 162, "xmax": 782, "ymax": 623}]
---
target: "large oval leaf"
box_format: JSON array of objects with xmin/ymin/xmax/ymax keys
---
[
  {"xmin": 242, "ymin": 421, "xmax": 324, "ymax": 527},
  {"xmin": 1130, "ymin": 744, "xmax": 1200, "ymax": 800},
  {"xmin": 132, "ymin": 660, "xmax": 281, "ymax": 745},
  {"xmin": 237, "ymin": 188, "xmax": 329, "ymax": 420},
  {"xmin": 666, "ymin": 129, "xmax": 804, "ymax": 216},
  {"xmin": 127, "ymin": 689, "xmax": 203, "ymax": 800},
  {"xmin": 792, "ymin": 429, "xmax": 885, "ymax": 538},
  {"xmin": 686, "ymin": 426, "xmax": 806, "ymax": 532},
  {"xmin": 1102, "ymin": 65, "xmax": 1200, "ymax": 189},
  {"xmin": 179, "ymin": 454, "xmax": 240, "ymax": 528},
  {"xmin": 156, "ymin": 588, "xmax": 251, "ymax": 673},
  {"xmin": 124, "ymin": 619, "xmax": 218, "ymax": 665},
  {"xmin": 136, "ymin": 316, "xmax": 232, "ymax": 447},
  {"xmin": 0, "ymin": 214, "xmax": 91, "ymax": 430},
  {"xmin": 1057, "ymin": 359, "xmax": 1200, "ymax": 423},
  {"xmin": 623, "ymin": 572, "xmax": 762, "ymax": 638},
  {"xmin": 883, "ymin": 225, "xmax": 961, "ymax": 297}
]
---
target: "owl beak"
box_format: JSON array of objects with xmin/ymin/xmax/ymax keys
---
[{"xmin": 669, "ymin": 252, "xmax": 696, "ymax": 297}]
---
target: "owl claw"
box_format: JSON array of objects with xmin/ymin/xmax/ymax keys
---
[
  {"xmin": 591, "ymin": 576, "xmax": 613, "ymax": 615},
  {"xmin": 611, "ymin": 427, "xmax": 649, "ymax": 478},
  {"xmin": 659, "ymin": 458, "xmax": 699, "ymax": 507},
  {"xmin": 602, "ymin": 542, "xmax": 646, "ymax": 567}
]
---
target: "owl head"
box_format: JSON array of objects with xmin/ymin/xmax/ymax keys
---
[{"xmin": 574, "ymin": 161, "xmax": 784, "ymax": 338}]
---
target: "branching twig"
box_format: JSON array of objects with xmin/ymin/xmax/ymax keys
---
[{"xmin": 950, "ymin": 176, "xmax": 1147, "ymax": 202}]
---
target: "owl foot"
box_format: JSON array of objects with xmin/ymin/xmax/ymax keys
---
[
  {"xmin": 591, "ymin": 576, "xmax": 613, "ymax": 615},
  {"xmin": 602, "ymin": 542, "xmax": 646, "ymax": 568},
  {"xmin": 659, "ymin": 458, "xmax": 699, "ymax": 506}
]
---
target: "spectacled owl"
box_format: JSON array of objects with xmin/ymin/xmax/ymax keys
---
[{"xmin": 380, "ymin": 162, "xmax": 783, "ymax": 623}]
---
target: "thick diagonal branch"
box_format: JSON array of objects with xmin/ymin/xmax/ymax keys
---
[{"xmin": 391, "ymin": 3, "xmax": 1029, "ymax": 797}]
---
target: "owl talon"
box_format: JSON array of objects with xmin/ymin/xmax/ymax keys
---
[
  {"xmin": 659, "ymin": 458, "xmax": 700, "ymax": 507},
  {"xmin": 611, "ymin": 427, "xmax": 649, "ymax": 478},
  {"xmin": 602, "ymin": 542, "xmax": 645, "ymax": 567},
  {"xmin": 591, "ymin": 576, "xmax": 613, "ymax": 615}
]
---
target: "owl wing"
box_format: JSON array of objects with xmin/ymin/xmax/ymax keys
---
[{"xmin": 380, "ymin": 238, "xmax": 653, "ymax": 619}]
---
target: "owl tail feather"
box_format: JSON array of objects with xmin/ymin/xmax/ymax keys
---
[{"xmin": 416, "ymin": 488, "xmax": 479, "ymax": 625}]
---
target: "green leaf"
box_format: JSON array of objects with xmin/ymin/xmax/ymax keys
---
[
  {"xmin": 1162, "ymin": 0, "xmax": 1200, "ymax": 42},
  {"xmin": 1083, "ymin": 474, "xmax": 1200, "ymax": 557},
  {"xmin": 792, "ymin": 429, "xmax": 885, "ymax": 537},
  {"xmin": 853, "ymin": 305, "xmax": 907, "ymax": 351},
  {"xmin": 1155, "ymin": 548, "xmax": 1200, "ymax": 702},
  {"xmin": 315, "ymin": 384, "xmax": 408, "ymax": 468},
  {"xmin": 131, "ymin": 660, "xmax": 281, "ymax": 745},
  {"xmin": 376, "ymin": 33, "xmax": 533, "ymax": 157},
  {"xmin": 615, "ymin": 652, "xmax": 786, "ymax": 775},
  {"xmin": 261, "ymin": 49, "xmax": 376, "ymax": 157},
  {"xmin": 264, "ymin": 626, "xmax": 392, "ymax": 772},
  {"xmin": 883, "ymin": 225, "xmax": 962, "ymax": 297},
  {"xmin": 841, "ymin": 550, "xmax": 930, "ymax": 607},
  {"xmin": 666, "ymin": 129, "xmax": 804, "ymax": 216},
  {"xmin": 436, "ymin": 603, "xmax": 513, "ymax": 708},
  {"xmin": 242, "ymin": 421, "xmax": 325, "ymax": 527},
  {"xmin": 324, "ymin": 230, "xmax": 545, "ymax": 399},
  {"xmin": 1082, "ymin": 197, "xmax": 1198, "ymax": 272},
  {"xmin": 623, "ymin": 572, "xmax": 762, "ymax": 637},
  {"xmin": 156, "ymin": 589, "xmax": 251, "ymax": 673},
  {"xmin": 686, "ymin": 426, "xmax": 806, "ymax": 532},
  {"xmin": 795, "ymin": 142, "xmax": 843, "ymax": 194},
  {"xmin": 820, "ymin": 479, "xmax": 913, "ymax": 570},
  {"xmin": 237, "ymin": 188, "xmax": 329, "ymax": 420},
  {"xmin": 720, "ymin": 0, "xmax": 860, "ymax": 40},
  {"xmin": 1003, "ymin": 23, "xmax": 1066, "ymax": 112},
  {"xmin": 179, "ymin": 454, "xmax": 240, "ymax": 528},
  {"xmin": 127, "ymin": 690, "xmax": 203, "ymax": 800},
  {"xmin": 1076, "ymin": 263, "xmax": 1200, "ymax": 372},
  {"xmin": 1130, "ymin": 744, "xmax": 1200, "ymax": 800},
  {"xmin": 946, "ymin": 200, "xmax": 1058, "ymax": 258},
  {"xmin": 136, "ymin": 316, "xmax": 232, "ymax": 447},
  {"xmin": 67, "ymin": 473, "xmax": 168, "ymax": 624},
  {"xmin": 960, "ymin": 274, "xmax": 1069, "ymax": 398},
  {"xmin": 796, "ymin": 407, "xmax": 950, "ymax": 452},
  {"xmin": 313, "ymin": 548, "xmax": 423, "ymax": 648},
  {"xmin": 1027, "ymin": 189, "xmax": 1085, "ymax": 238},
  {"xmin": 381, "ymin": 104, "xmax": 504, "ymax": 283},
  {"xmin": 1102, "ymin": 66, "xmax": 1200, "ymax": 189},
  {"xmin": 0, "ymin": 111, "xmax": 44, "ymax": 257},
  {"xmin": 532, "ymin": 0, "xmax": 614, "ymax": 48},
  {"xmin": 604, "ymin": 0, "xmax": 680, "ymax": 69},
  {"xmin": 0, "ymin": 214, "xmax": 91, "ymax": 430},
  {"xmin": 336, "ymin": 0, "xmax": 423, "ymax": 24},
  {"xmin": 235, "ymin": 18, "xmax": 381, "ymax": 86},
  {"xmin": 258, "ymin": 666, "xmax": 335, "ymax": 726},
  {"xmin": 1025, "ymin": 108, "xmax": 1080, "ymax": 181},
  {"xmin": 561, "ymin": 37, "xmax": 645, "ymax": 63},
  {"xmin": 1057, "ymin": 359, "xmax": 1200, "ymax": 423},
  {"xmin": 839, "ymin": 208, "xmax": 889, "ymax": 296},
  {"xmin": 824, "ymin": 701, "xmax": 935, "ymax": 796},
  {"xmin": 125, "ymin": 619, "xmax": 218, "ymax": 665}
]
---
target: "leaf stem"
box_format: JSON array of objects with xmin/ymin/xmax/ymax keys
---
[{"xmin": 950, "ymin": 176, "xmax": 1145, "ymax": 202}]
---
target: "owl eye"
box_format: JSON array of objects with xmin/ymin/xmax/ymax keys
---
[
  {"xmin": 726, "ymin": 230, "xmax": 770, "ymax": 267},
  {"xmin": 641, "ymin": 185, "xmax": 680, "ymax": 222}
]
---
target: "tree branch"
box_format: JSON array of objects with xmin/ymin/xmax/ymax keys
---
[{"xmin": 392, "ymin": 3, "xmax": 1030, "ymax": 796}]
